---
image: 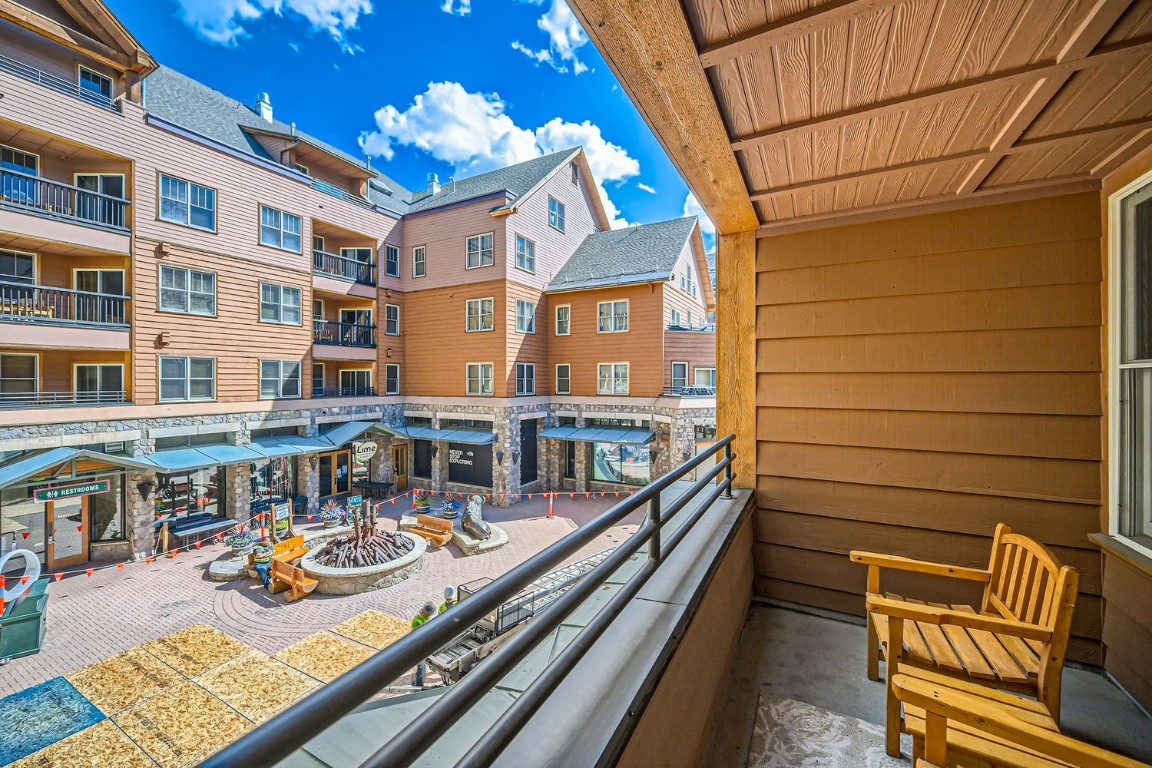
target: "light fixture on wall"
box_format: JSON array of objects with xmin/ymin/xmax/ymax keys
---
[
  {"xmin": 137, "ymin": 481, "xmax": 154, "ymax": 499},
  {"xmin": 682, "ymin": 450, "xmax": 693, "ymax": 461},
  {"xmin": 431, "ymin": 445, "xmax": 439, "ymax": 458},
  {"xmin": 495, "ymin": 450, "xmax": 504, "ymax": 463},
  {"xmin": 650, "ymin": 448, "xmax": 659, "ymax": 462},
  {"xmin": 385, "ymin": 348, "xmax": 393, "ymax": 358}
]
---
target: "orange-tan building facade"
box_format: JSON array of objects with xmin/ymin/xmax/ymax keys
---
[{"xmin": 0, "ymin": 0, "xmax": 714, "ymax": 569}]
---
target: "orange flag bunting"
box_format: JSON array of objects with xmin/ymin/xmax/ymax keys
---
[
  {"xmin": 615, "ymin": 492, "xmax": 620, "ymax": 497},
  {"xmin": 85, "ymin": 568, "xmax": 94, "ymax": 577},
  {"xmin": 308, "ymin": 514, "xmax": 315, "ymax": 520},
  {"xmin": 145, "ymin": 556, "xmax": 153, "ymax": 564},
  {"xmin": 76, "ymin": 524, "xmax": 83, "ymax": 532},
  {"xmin": 116, "ymin": 563, "xmax": 125, "ymax": 570},
  {"xmin": 216, "ymin": 532, "xmax": 224, "ymax": 541},
  {"xmin": 53, "ymin": 573, "xmax": 64, "ymax": 582},
  {"xmin": 20, "ymin": 575, "xmax": 29, "ymax": 585},
  {"xmin": 194, "ymin": 541, "xmax": 203, "ymax": 549},
  {"xmin": 21, "ymin": 531, "xmax": 29, "ymax": 539},
  {"xmin": 584, "ymin": 492, "xmax": 591, "ymax": 498},
  {"xmin": 171, "ymin": 548, "xmax": 179, "ymax": 556},
  {"xmin": 390, "ymin": 498, "xmax": 396, "ymax": 505},
  {"xmin": 569, "ymin": 492, "xmax": 575, "ymax": 498},
  {"xmin": 0, "ymin": 576, "xmax": 4, "ymax": 589},
  {"xmin": 527, "ymin": 493, "xmax": 533, "ymax": 500}
]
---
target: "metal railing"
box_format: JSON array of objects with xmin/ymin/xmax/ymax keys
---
[
  {"xmin": 0, "ymin": 53, "xmax": 119, "ymax": 112},
  {"xmin": 666, "ymin": 323, "xmax": 716, "ymax": 332},
  {"xmin": 312, "ymin": 248, "xmax": 376, "ymax": 285},
  {"xmin": 312, "ymin": 319, "xmax": 376, "ymax": 347},
  {"xmin": 0, "ymin": 390, "xmax": 128, "ymax": 407},
  {"xmin": 312, "ymin": 178, "xmax": 377, "ymax": 211},
  {"xmin": 663, "ymin": 385, "xmax": 717, "ymax": 397},
  {"xmin": 200, "ymin": 436, "xmax": 736, "ymax": 768},
  {"xmin": 1, "ymin": 170, "xmax": 129, "ymax": 231},
  {"xmin": 0, "ymin": 281, "xmax": 129, "ymax": 327},
  {"xmin": 311, "ymin": 386, "xmax": 377, "ymax": 398}
]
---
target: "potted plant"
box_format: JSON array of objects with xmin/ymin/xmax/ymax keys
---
[
  {"xmin": 320, "ymin": 500, "xmax": 344, "ymax": 528},
  {"xmin": 223, "ymin": 530, "xmax": 257, "ymax": 557},
  {"xmin": 413, "ymin": 489, "xmax": 432, "ymax": 511}
]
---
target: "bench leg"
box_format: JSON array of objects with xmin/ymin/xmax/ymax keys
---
[
  {"xmin": 886, "ymin": 617, "xmax": 904, "ymax": 758},
  {"xmin": 867, "ymin": 612, "xmax": 881, "ymax": 682}
]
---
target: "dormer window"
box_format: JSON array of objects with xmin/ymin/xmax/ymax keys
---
[
  {"xmin": 549, "ymin": 197, "xmax": 565, "ymax": 232},
  {"xmin": 78, "ymin": 66, "xmax": 113, "ymax": 103}
]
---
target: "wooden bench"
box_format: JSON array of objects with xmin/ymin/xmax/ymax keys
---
[
  {"xmin": 408, "ymin": 514, "xmax": 453, "ymax": 547},
  {"xmin": 851, "ymin": 523, "xmax": 1079, "ymax": 757},
  {"xmin": 268, "ymin": 558, "xmax": 317, "ymax": 602},
  {"xmin": 892, "ymin": 671, "xmax": 1151, "ymax": 768}
]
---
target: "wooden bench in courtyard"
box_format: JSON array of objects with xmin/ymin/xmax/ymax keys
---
[
  {"xmin": 247, "ymin": 535, "xmax": 317, "ymax": 601},
  {"xmin": 851, "ymin": 523, "xmax": 1079, "ymax": 757},
  {"xmin": 408, "ymin": 514, "xmax": 453, "ymax": 547},
  {"xmin": 893, "ymin": 671, "xmax": 1151, "ymax": 768}
]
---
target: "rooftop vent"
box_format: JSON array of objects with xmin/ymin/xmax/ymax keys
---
[
  {"xmin": 427, "ymin": 173, "xmax": 441, "ymax": 196},
  {"xmin": 256, "ymin": 92, "xmax": 273, "ymax": 123}
]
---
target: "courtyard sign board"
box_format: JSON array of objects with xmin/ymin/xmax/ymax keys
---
[
  {"xmin": 34, "ymin": 480, "xmax": 109, "ymax": 502},
  {"xmin": 353, "ymin": 441, "xmax": 378, "ymax": 462}
]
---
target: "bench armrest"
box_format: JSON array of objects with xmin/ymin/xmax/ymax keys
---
[
  {"xmin": 867, "ymin": 595, "xmax": 1052, "ymax": 643},
  {"xmin": 851, "ymin": 551, "xmax": 990, "ymax": 582}
]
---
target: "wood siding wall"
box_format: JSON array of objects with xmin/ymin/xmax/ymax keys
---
[
  {"xmin": 663, "ymin": 331, "xmax": 715, "ymax": 387},
  {"xmin": 753, "ymin": 192, "xmax": 1105, "ymax": 662},
  {"xmin": 664, "ymin": 241, "xmax": 709, "ymax": 324},
  {"xmin": 0, "ymin": 348, "xmax": 130, "ymax": 395}
]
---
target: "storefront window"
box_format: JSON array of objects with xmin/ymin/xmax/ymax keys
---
[
  {"xmin": 156, "ymin": 466, "xmax": 226, "ymax": 519},
  {"xmin": 591, "ymin": 442, "xmax": 650, "ymax": 486},
  {"xmin": 1, "ymin": 486, "xmax": 45, "ymax": 559},
  {"xmin": 564, "ymin": 441, "xmax": 576, "ymax": 479},
  {"xmin": 89, "ymin": 474, "xmax": 125, "ymax": 541},
  {"xmin": 250, "ymin": 457, "xmax": 295, "ymax": 503},
  {"xmin": 694, "ymin": 424, "xmax": 717, "ymax": 442}
]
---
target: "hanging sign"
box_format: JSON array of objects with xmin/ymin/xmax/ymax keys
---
[
  {"xmin": 347, "ymin": 495, "xmax": 363, "ymax": 506},
  {"xmin": 35, "ymin": 479, "xmax": 109, "ymax": 502},
  {"xmin": 353, "ymin": 441, "xmax": 378, "ymax": 462}
]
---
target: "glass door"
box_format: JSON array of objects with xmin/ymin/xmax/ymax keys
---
[
  {"xmin": 392, "ymin": 444, "xmax": 408, "ymax": 491},
  {"xmin": 334, "ymin": 451, "xmax": 351, "ymax": 496},
  {"xmin": 319, "ymin": 453, "xmax": 333, "ymax": 498},
  {"xmin": 47, "ymin": 497, "xmax": 89, "ymax": 568}
]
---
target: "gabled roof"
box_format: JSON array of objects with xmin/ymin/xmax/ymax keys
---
[
  {"xmin": 2, "ymin": 0, "xmax": 156, "ymax": 75},
  {"xmin": 142, "ymin": 67, "xmax": 413, "ymax": 214},
  {"xmin": 547, "ymin": 216, "xmax": 700, "ymax": 292},
  {"xmin": 406, "ymin": 149, "xmax": 581, "ymax": 213}
]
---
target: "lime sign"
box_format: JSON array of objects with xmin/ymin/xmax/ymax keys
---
[{"xmin": 34, "ymin": 480, "xmax": 109, "ymax": 502}]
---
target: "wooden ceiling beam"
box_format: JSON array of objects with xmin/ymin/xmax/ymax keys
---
[
  {"xmin": 730, "ymin": 35, "xmax": 1152, "ymax": 153},
  {"xmin": 71, "ymin": 0, "xmax": 156, "ymax": 71},
  {"xmin": 0, "ymin": 0, "xmax": 130, "ymax": 69},
  {"xmin": 749, "ymin": 117, "xmax": 1152, "ymax": 201},
  {"xmin": 697, "ymin": 0, "xmax": 900, "ymax": 69},
  {"xmin": 568, "ymin": 0, "xmax": 758, "ymax": 234}
]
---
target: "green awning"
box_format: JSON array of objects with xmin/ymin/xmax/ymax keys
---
[
  {"xmin": 538, "ymin": 427, "xmax": 655, "ymax": 445},
  {"xmin": 320, "ymin": 421, "xmax": 379, "ymax": 448},
  {"xmin": 0, "ymin": 448, "xmax": 157, "ymax": 489},
  {"xmin": 383, "ymin": 425, "xmax": 496, "ymax": 445}
]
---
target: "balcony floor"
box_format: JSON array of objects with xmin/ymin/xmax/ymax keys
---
[{"xmin": 706, "ymin": 603, "xmax": 1152, "ymax": 767}]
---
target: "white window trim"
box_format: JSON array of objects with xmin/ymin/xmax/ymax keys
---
[
  {"xmin": 339, "ymin": 368, "xmax": 373, "ymax": 393},
  {"xmin": 1108, "ymin": 167, "xmax": 1152, "ymax": 559},
  {"xmin": 597, "ymin": 300, "xmax": 629, "ymax": 333},
  {"xmin": 158, "ymin": 356, "xmax": 216, "ymax": 403},
  {"xmin": 0, "ymin": 143, "xmax": 38, "ymax": 175},
  {"xmin": 384, "ymin": 303, "xmax": 401, "ymax": 336},
  {"xmin": 548, "ymin": 196, "xmax": 566, "ymax": 233},
  {"xmin": 466, "ymin": 362, "xmax": 495, "ymax": 396},
  {"xmin": 466, "ymin": 297, "xmax": 495, "ymax": 333},
  {"xmin": 466, "ymin": 232, "xmax": 495, "ymax": 270},
  {"xmin": 312, "ymin": 362, "xmax": 326, "ymax": 394},
  {"xmin": 72, "ymin": 362, "xmax": 124, "ymax": 399},
  {"xmin": 259, "ymin": 359, "xmax": 302, "ymax": 400},
  {"xmin": 555, "ymin": 304, "xmax": 571, "ymax": 336},
  {"xmin": 515, "ymin": 234, "xmax": 536, "ymax": 274},
  {"xmin": 259, "ymin": 204, "xmax": 303, "ymax": 253},
  {"xmin": 0, "ymin": 352, "xmax": 39, "ymax": 398},
  {"xmin": 385, "ymin": 363, "xmax": 401, "ymax": 395},
  {"xmin": 413, "ymin": 245, "xmax": 426, "ymax": 278},
  {"xmin": 694, "ymin": 367, "xmax": 717, "ymax": 387},
  {"xmin": 158, "ymin": 173, "xmax": 217, "ymax": 232},
  {"xmin": 158, "ymin": 264, "xmax": 217, "ymax": 317},
  {"xmin": 555, "ymin": 363, "xmax": 571, "ymax": 395},
  {"xmin": 597, "ymin": 362, "xmax": 629, "ymax": 395},
  {"xmin": 259, "ymin": 282, "xmax": 303, "ymax": 325},
  {"xmin": 671, "ymin": 361, "xmax": 688, "ymax": 389},
  {"xmin": 516, "ymin": 299, "xmax": 536, "ymax": 334},
  {"xmin": 77, "ymin": 64, "xmax": 113, "ymax": 98},
  {"xmin": 516, "ymin": 363, "xmax": 536, "ymax": 396},
  {"xmin": 0, "ymin": 248, "xmax": 37, "ymax": 284},
  {"xmin": 384, "ymin": 244, "xmax": 400, "ymax": 278}
]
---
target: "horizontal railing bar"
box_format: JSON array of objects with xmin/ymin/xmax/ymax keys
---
[
  {"xmin": 198, "ymin": 436, "xmax": 734, "ymax": 768},
  {"xmin": 363, "ymin": 526, "xmax": 660, "ymax": 768},
  {"xmin": 2, "ymin": 169, "xmax": 130, "ymax": 203},
  {"xmin": 0, "ymin": 53, "xmax": 119, "ymax": 112},
  {"xmin": 657, "ymin": 455, "xmax": 731, "ymax": 525},
  {"xmin": 0, "ymin": 280, "xmax": 131, "ymax": 301},
  {"xmin": 455, "ymin": 473, "xmax": 733, "ymax": 767}
]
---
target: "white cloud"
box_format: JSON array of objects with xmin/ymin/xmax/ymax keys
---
[
  {"xmin": 174, "ymin": 0, "xmax": 371, "ymax": 53},
  {"xmin": 512, "ymin": 0, "xmax": 589, "ymax": 75},
  {"xmin": 440, "ymin": 0, "xmax": 471, "ymax": 16},
  {"xmin": 683, "ymin": 192, "xmax": 716, "ymax": 249},
  {"xmin": 637, "ymin": 183, "xmax": 656, "ymax": 194},
  {"xmin": 359, "ymin": 82, "xmax": 638, "ymax": 228}
]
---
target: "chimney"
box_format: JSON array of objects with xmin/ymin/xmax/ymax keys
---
[
  {"xmin": 426, "ymin": 172, "xmax": 441, "ymax": 196},
  {"xmin": 256, "ymin": 92, "xmax": 273, "ymax": 123}
]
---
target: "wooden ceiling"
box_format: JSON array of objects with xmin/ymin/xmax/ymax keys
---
[{"xmin": 572, "ymin": 0, "xmax": 1152, "ymax": 233}]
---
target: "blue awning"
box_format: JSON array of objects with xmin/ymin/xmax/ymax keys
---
[
  {"xmin": 141, "ymin": 447, "xmax": 220, "ymax": 473},
  {"xmin": 246, "ymin": 437, "xmax": 303, "ymax": 459},
  {"xmin": 385, "ymin": 425, "xmax": 496, "ymax": 445},
  {"xmin": 538, "ymin": 427, "xmax": 655, "ymax": 445},
  {"xmin": 276, "ymin": 434, "xmax": 332, "ymax": 453},
  {"xmin": 320, "ymin": 421, "xmax": 378, "ymax": 448},
  {"xmin": 197, "ymin": 443, "xmax": 263, "ymax": 464},
  {"xmin": 0, "ymin": 448, "xmax": 157, "ymax": 488}
]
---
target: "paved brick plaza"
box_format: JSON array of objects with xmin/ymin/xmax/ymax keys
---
[{"xmin": 1, "ymin": 496, "xmax": 635, "ymax": 698}]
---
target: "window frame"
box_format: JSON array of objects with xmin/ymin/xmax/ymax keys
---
[
  {"xmin": 384, "ymin": 303, "xmax": 401, "ymax": 336},
  {"xmin": 671, "ymin": 361, "xmax": 688, "ymax": 391},
  {"xmin": 259, "ymin": 359, "xmax": 302, "ymax": 400},
  {"xmin": 466, "ymin": 362, "xmax": 495, "ymax": 396},
  {"xmin": 0, "ymin": 248, "xmax": 36, "ymax": 285},
  {"xmin": 312, "ymin": 362, "xmax": 325, "ymax": 395},
  {"xmin": 258, "ymin": 204, "xmax": 303, "ymax": 253},
  {"xmin": 597, "ymin": 362, "xmax": 629, "ymax": 395},
  {"xmin": 158, "ymin": 356, "xmax": 216, "ymax": 403},
  {"xmin": 466, "ymin": 232, "xmax": 495, "ymax": 269},
  {"xmin": 555, "ymin": 304, "xmax": 571, "ymax": 336},
  {"xmin": 515, "ymin": 299, "xmax": 536, "ymax": 334},
  {"xmin": 413, "ymin": 245, "xmax": 426, "ymax": 278},
  {"xmin": 158, "ymin": 264, "xmax": 217, "ymax": 317},
  {"xmin": 515, "ymin": 363, "xmax": 536, "ymax": 396},
  {"xmin": 385, "ymin": 363, "xmax": 400, "ymax": 395},
  {"xmin": 597, "ymin": 300, "xmax": 629, "ymax": 333},
  {"xmin": 77, "ymin": 65, "xmax": 113, "ymax": 100},
  {"xmin": 548, "ymin": 196, "xmax": 566, "ymax": 232},
  {"xmin": 515, "ymin": 234, "xmax": 536, "ymax": 273},
  {"xmin": 0, "ymin": 353, "xmax": 38, "ymax": 400},
  {"xmin": 466, "ymin": 297, "xmax": 495, "ymax": 333},
  {"xmin": 384, "ymin": 244, "xmax": 400, "ymax": 278},
  {"xmin": 555, "ymin": 363, "xmax": 571, "ymax": 395},
  {"xmin": 338, "ymin": 368, "xmax": 373, "ymax": 396},
  {"xmin": 694, "ymin": 367, "xmax": 717, "ymax": 388},
  {"xmin": 259, "ymin": 282, "xmax": 303, "ymax": 325},
  {"xmin": 73, "ymin": 362, "xmax": 124, "ymax": 402},
  {"xmin": 157, "ymin": 173, "xmax": 217, "ymax": 233}
]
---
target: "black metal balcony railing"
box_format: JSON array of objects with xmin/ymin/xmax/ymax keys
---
[
  {"xmin": 666, "ymin": 323, "xmax": 716, "ymax": 332},
  {"xmin": 311, "ymin": 386, "xmax": 377, "ymax": 398},
  {"xmin": 312, "ymin": 248, "xmax": 376, "ymax": 285},
  {"xmin": 200, "ymin": 436, "xmax": 736, "ymax": 768},
  {"xmin": 0, "ymin": 390, "xmax": 129, "ymax": 408},
  {"xmin": 312, "ymin": 319, "xmax": 376, "ymax": 347},
  {"xmin": 663, "ymin": 385, "xmax": 717, "ymax": 397},
  {"xmin": 1, "ymin": 170, "xmax": 129, "ymax": 231},
  {"xmin": 0, "ymin": 281, "xmax": 129, "ymax": 327},
  {"xmin": 312, "ymin": 178, "xmax": 376, "ymax": 211},
  {"xmin": 0, "ymin": 53, "xmax": 119, "ymax": 112}
]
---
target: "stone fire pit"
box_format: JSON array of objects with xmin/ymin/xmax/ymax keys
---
[{"xmin": 300, "ymin": 531, "xmax": 426, "ymax": 595}]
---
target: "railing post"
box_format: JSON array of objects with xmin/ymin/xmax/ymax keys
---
[
  {"xmin": 647, "ymin": 493, "xmax": 661, "ymax": 563},
  {"xmin": 721, "ymin": 442, "xmax": 734, "ymax": 499}
]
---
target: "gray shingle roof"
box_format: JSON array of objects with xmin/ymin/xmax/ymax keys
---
[
  {"xmin": 142, "ymin": 67, "xmax": 413, "ymax": 214},
  {"xmin": 547, "ymin": 216, "xmax": 699, "ymax": 292},
  {"xmin": 405, "ymin": 149, "xmax": 580, "ymax": 213}
]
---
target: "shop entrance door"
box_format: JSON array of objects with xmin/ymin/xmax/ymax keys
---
[
  {"xmin": 47, "ymin": 497, "xmax": 89, "ymax": 568},
  {"xmin": 318, "ymin": 450, "xmax": 352, "ymax": 498},
  {"xmin": 392, "ymin": 444, "xmax": 408, "ymax": 491}
]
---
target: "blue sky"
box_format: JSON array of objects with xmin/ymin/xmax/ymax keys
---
[{"xmin": 105, "ymin": 0, "xmax": 714, "ymax": 245}]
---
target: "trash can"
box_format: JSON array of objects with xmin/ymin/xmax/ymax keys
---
[{"xmin": 0, "ymin": 578, "xmax": 49, "ymax": 662}]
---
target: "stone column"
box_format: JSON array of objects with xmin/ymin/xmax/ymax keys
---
[
  {"xmin": 503, "ymin": 414, "xmax": 521, "ymax": 505},
  {"xmin": 574, "ymin": 440, "xmax": 589, "ymax": 493},
  {"xmin": 127, "ymin": 471, "xmax": 158, "ymax": 560},
  {"xmin": 297, "ymin": 453, "xmax": 320, "ymax": 514},
  {"xmin": 431, "ymin": 443, "xmax": 448, "ymax": 492},
  {"xmin": 226, "ymin": 462, "xmax": 251, "ymax": 521},
  {"xmin": 368, "ymin": 437, "xmax": 392, "ymax": 482}
]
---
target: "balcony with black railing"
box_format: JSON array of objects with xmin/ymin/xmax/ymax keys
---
[
  {"xmin": 313, "ymin": 249, "xmax": 376, "ymax": 286},
  {"xmin": 666, "ymin": 322, "xmax": 716, "ymax": 332},
  {"xmin": 0, "ymin": 53, "xmax": 119, "ymax": 113},
  {"xmin": 311, "ymin": 386, "xmax": 377, "ymax": 398},
  {"xmin": 0, "ymin": 282, "xmax": 129, "ymax": 328},
  {"xmin": 662, "ymin": 385, "xmax": 717, "ymax": 397},
  {"xmin": 313, "ymin": 319, "xmax": 376, "ymax": 348},
  {"xmin": 0, "ymin": 390, "xmax": 129, "ymax": 408},
  {"xmin": 1, "ymin": 170, "xmax": 130, "ymax": 232}
]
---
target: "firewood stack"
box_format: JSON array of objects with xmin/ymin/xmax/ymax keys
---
[{"xmin": 312, "ymin": 502, "xmax": 414, "ymax": 568}]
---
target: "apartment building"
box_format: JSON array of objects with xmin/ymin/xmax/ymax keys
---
[{"xmin": 0, "ymin": 0, "xmax": 714, "ymax": 569}]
